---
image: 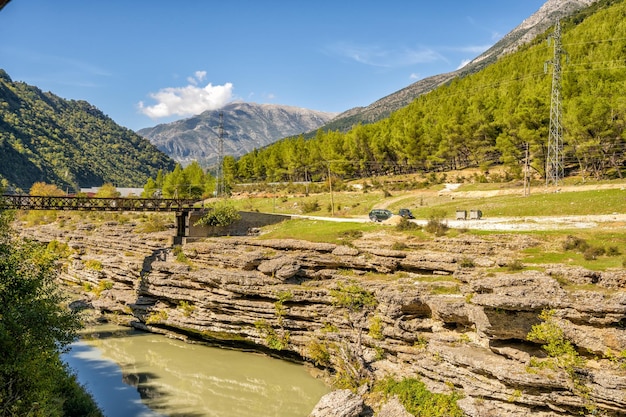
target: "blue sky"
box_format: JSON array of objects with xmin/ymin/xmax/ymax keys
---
[{"xmin": 0, "ymin": 0, "xmax": 546, "ymax": 131}]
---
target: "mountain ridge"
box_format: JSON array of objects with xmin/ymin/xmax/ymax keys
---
[
  {"xmin": 137, "ymin": 0, "xmax": 602, "ymax": 167},
  {"xmin": 0, "ymin": 69, "xmax": 176, "ymax": 192},
  {"xmin": 137, "ymin": 102, "xmax": 336, "ymax": 167},
  {"xmin": 320, "ymin": 0, "xmax": 602, "ymax": 133}
]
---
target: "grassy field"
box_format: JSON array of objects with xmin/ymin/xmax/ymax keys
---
[
  {"xmin": 226, "ymin": 175, "xmax": 626, "ymax": 272},
  {"xmin": 229, "ymin": 177, "xmax": 626, "ymax": 219}
]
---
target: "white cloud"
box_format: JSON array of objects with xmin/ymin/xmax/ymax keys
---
[
  {"xmin": 409, "ymin": 73, "xmax": 420, "ymax": 80},
  {"xmin": 138, "ymin": 73, "xmax": 233, "ymax": 119},
  {"xmin": 187, "ymin": 71, "xmax": 207, "ymax": 85}
]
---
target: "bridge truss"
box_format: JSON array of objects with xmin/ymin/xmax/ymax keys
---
[
  {"xmin": 0, "ymin": 194, "xmax": 198, "ymax": 212},
  {"xmin": 1, "ymin": 194, "xmax": 202, "ymax": 243}
]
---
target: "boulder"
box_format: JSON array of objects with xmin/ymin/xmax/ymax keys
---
[{"xmin": 308, "ymin": 389, "xmax": 365, "ymax": 417}]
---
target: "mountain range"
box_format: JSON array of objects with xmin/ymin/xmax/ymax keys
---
[
  {"xmin": 321, "ymin": 0, "xmax": 600, "ymax": 132},
  {"xmin": 0, "ymin": 0, "xmax": 606, "ymax": 191},
  {"xmin": 138, "ymin": 0, "xmax": 601, "ymax": 166},
  {"xmin": 137, "ymin": 102, "xmax": 336, "ymax": 167}
]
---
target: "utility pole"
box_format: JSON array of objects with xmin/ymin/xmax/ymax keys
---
[
  {"xmin": 216, "ymin": 111, "xmax": 225, "ymax": 197},
  {"xmin": 545, "ymin": 19, "xmax": 566, "ymax": 187},
  {"xmin": 327, "ymin": 161, "xmax": 334, "ymax": 216},
  {"xmin": 523, "ymin": 142, "xmax": 530, "ymax": 196}
]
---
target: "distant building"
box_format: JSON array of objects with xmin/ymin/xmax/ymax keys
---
[{"xmin": 80, "ymin": 187, "xmax": 144, "ymax": 197}]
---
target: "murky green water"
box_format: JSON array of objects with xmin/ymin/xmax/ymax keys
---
[{"xmin": 63, "ymin": 324, "xmax": 329, "ymax": 417}]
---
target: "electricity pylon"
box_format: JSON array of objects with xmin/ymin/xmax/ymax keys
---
[
  {"xmin": 216, "ymin": 111, "xmax": 225, "ymax": 197},
  {"xmin": 545, "ymin": 19, "xmax": 566, "ymax": 187}
]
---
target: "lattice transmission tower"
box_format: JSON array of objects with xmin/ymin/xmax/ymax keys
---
[
  {"xmin": 215, "ymin": 111, "xmax": 225, "ymax": 197},
  {"xmin": 545, "ymin": 19, "xmax": 566, "ymax": 186}
]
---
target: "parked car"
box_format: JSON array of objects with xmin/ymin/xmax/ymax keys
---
[
  {"xmin": 369, "ymin": 209, "xmax": 393, "ymax": 222},
  {"xmin": 398, "ymin": 208, "xmax": 414, "ymax": 219}
]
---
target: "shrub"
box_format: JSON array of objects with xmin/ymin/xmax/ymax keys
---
[
  {"xmin": 307, "ymin": 340, "xmax": 332, "ymax": 367},
  {"xmin": 274, "ymin": 290, "xmax": 293, "ymax": 324},
  {"xmin": 146, "ymin": 309, "xmax": 168, "ymax": 324},
  {"xmin": 172, "ymin": 245, "xmax": 189, "ymax": 263},
  {"xmin": 606, "ymin": 246, "xmax": 621, "ymax": 256},
  {"xmin": 368, "ymin": 316, "xmax": 384, "ymax": 340},
  {"xmin": 424, "ymin": 209, "xmax": 448, "ymax": 236},
  {"xmin": 339, "ymin": 229, "xmax": 363, "ymax": 240},
  {"xmin": 583, "ymin": 246, "xmax": 605, "ymax": 260},
  {"xmin": 301, "ymin": 199, "xmax": 321, "ymax": 213},
  {"xmin": 374, "ymin": 377, "xmax": 464, "ymax": 417},
  {"xmin": 91, "ymin": 280, "xmax": 114, "ymax": 297},
  {"xmin": 460, "ymin": 257, "xmax": 475, "ymax": 268},
  {"xmin": 414, "ymin": 335, "xmax": 428, "ymax": 349},
  {"xmin": 194, "ymin": 201, "xmax": 241, "ymax": 227},
  {"xmin": 330, "ymin": 281, "xmax": 377, "ymax": 312},
  {"xmin": 396, "ymin": 217, "xmax": 420, "ymax": 231},
  {"xmin": 507, "ymin": 259, "xmax": 524, "ymax": 271},
  {"xmin": 136, "ymin": 214, "xmax": 169, "ymax": 232},
  {"xmin": 84, "ymin": 259, "xmax": 103, "ymax": 271},
  {"xmin": 527, "ymin": 310, "xmax": 584, "ymax": 373},
  {"xmin": 391, "ymin": 241, "xmax": 409, "ymax": 250},
  {"xmin": 255, "ymin": 319, "xmax": 290, "ymax": 350},
  {"xmin": 46, "ymin": 240, "xmax": 71, "ymax": 258},
  {"xmin": 563, "ymin": 235, "xmax": 589, "ymax": 252},
  {"xmin": 178, "ymin": 300, "xmax": 196, "ymax": 317}
]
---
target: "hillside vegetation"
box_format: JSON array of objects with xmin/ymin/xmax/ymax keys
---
[
  {"xmin": 0, "ymin": 69, "xmax": 176, "ymax": 192},
  {"xmin": 222, "ymin": 0, "xmax": 625, "ymax": 186}
]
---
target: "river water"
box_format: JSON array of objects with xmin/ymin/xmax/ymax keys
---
[{"xmin": 62, "ymin": 324, "xmax": 330, "ymax": 417}]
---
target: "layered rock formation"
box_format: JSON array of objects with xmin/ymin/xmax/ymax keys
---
[{"xmin": 21, "ymin": 218, "xmax": 626, "ymax": 416}]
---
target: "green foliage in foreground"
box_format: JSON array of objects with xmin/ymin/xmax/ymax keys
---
[
  {"xmin": 374, "ymin": 377, "xmax": 464, "ymax": 417},
  {"xmin": 527, "ymin": 310, "xmax": 585, "ymax": 373},
  {"xmin": 330, "ymin": 280, "xmax": 377, "ymax": 313},
  {"xmin": 0, "ymin": 211, "xmax": 102, "ymax": 417}
]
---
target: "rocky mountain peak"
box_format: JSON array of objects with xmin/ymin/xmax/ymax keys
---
[
  {"xmin": 474, "ymin": 0, "xmax": 600, "ymax": 62},
  {"xmin": 137, "ymin": 102, "xmax": 336, "ymax": 167},
  {"xmin": 325, "ymin": 0, "xmax": 602, "ymax": 132}
]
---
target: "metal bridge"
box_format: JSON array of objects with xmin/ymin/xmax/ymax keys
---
[
  {"xmin": 1, "ymin": 194, "xmax": 202, "ymax": 242},
  {"xmin": 0, "ymin": 194, "xmax": 198, "ymax": 212}
]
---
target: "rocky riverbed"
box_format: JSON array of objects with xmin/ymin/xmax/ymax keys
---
[{"xmin": 20, "ymin": 216, "xmax": 626, "ymax": 416}]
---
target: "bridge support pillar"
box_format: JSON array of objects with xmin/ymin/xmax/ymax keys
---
[{"xmin": 174, "ymin": 211, "xmax": 190, "ymax": 245}]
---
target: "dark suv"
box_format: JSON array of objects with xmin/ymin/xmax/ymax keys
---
[
  {"xmin": 369, "ymin": 209, "xmax": 393, "ymax": 222},
  {"xmin": 398, "ymin": 208, "xmax": 414, "ymax": 219}
]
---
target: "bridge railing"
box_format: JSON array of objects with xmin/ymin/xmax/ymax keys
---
[{"xmin": 0, "ymin": 194, "xmax": 200, "ymax": 212}]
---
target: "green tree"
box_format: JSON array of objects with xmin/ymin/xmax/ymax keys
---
[
  {"xmin": 183, "ymin": 161, "xmax": 206, "ymax": 199},
  {"xmin": 95, "ymin": 183, "xmax": 120, "ymax": 198},
  {"xmin": 0, "ymin": 210, "xmax": 99, "ymax": 416},
  {"xmin": 222, "ymin": 155, "xmax": 237, "ymax": 194},
  {"xmin": 141, "ymin": 177, "xmax": 159, "ymax": 198},
  {"xmin": 29, "ymin": 182, "xmax": 65, "ymax": 196},
  {"xmin": 162, "ymin": 164, "xmax": 188, "ymax": 198},
  {"xmin": 329, "ymin": 280, "xmax": 378, "ymax": 389}
]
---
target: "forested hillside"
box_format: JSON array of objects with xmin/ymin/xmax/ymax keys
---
[
  {"xmin": 0, "ymin": 69, "xmax": 176, "ymax": 192},
  {"xmin": 227, "ymin": 0, "xmax": 625, "ymax": 184}
]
